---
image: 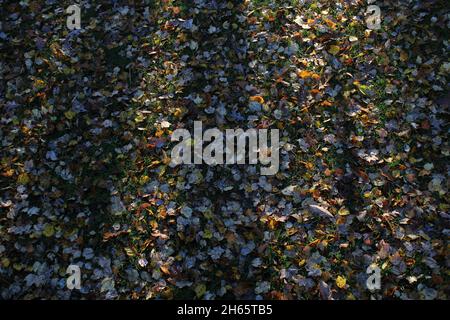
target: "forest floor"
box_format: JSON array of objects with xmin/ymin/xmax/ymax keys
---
[{"xmin": 0, "ymin": 0, "xmax": 449, "ymax": 299}]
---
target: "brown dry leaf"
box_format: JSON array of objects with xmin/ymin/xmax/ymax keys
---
[{"xmin": 400, "ymin": 51, "xmax": 409, "ymax": 62}]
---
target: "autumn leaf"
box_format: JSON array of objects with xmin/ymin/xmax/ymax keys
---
[
  {"xmin": 160, "ymin": 265, "xmax": 171, "ymax": 275},
  {"xmin": 400, "ymin": 51, "xmax": 408, "ymax": 62},
  {"xmin": 64, "ymin": 110, "xmax": 76, "ymax": 120},
  {"xmin": 324, "ymin": 18, "xmax": 336, "ymax": 30},
  {"xmin": 171, "ymin": 6, "xmax": 181, "ymax": 15},
  {"xmin": 336, "ymin": 276, "xmax": 347, "ymax": 289},
  {"xmin": 43, "ymin": 224, "xmax": 55, "ymax": 237},
  {"xmin": 17, "ymin": 173, "xmax": 30, "ymax": 185},
  {"xmin": 298, "ymin": 70, "xmax": 313, "ymax": 79},
  {"xmin": 338, "ymin": 207, "xmax": 350, "ymax": 216},
  {"xmin": 250, "ymin": 95, "xmax": 265, "ymax": 104},
  {"xmin": 321, "ymin": 100, "xmax": 333, "ymax": 107},
  {"xmin": 328, "ymin": 45, "xmax": 340, "ymax": 55},
  {"xmin": 124, "ymin": 248, "xmax": 135, "ymax": 257},
  {"xmin": 195, "ymin": 284, "xmax": 207, "ymax": 298}
]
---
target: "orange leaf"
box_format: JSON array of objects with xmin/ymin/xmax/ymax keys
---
[
  {"xmin": 250, "ymin": 95, "xmax": 265, "ymax": 104},
  {"xmin": 160, "ymin": 265, "xmax": 171, "ymax": 275},
  {"xmin": 298, "ymin": 70, "xmax": 313, "ymax": 79},
  {"xmin": 321, "ymin": 100, "xmax": 333, "ymax": 107},
  {"xmin": 324, "ymin": 18, "xmax": 336, "ymax": 30},
  {"xmin": 171, "ymin": 6, "xmax": 181, "ymax": 14}
]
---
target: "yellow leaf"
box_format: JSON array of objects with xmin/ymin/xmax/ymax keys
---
[
  {"xmin": 43, "ymin": 224, "xmax": 55, "ymax": 237},
  {"xmin": 155, "ymin": 129, "xmax": 164, "ymax": 137},
  {"xmin": 64, "ymin": 111, "xmax": 76, "ymax": 120},
  {"xmin": 33, "ymin": 79, "xmax": 46, "ymax": 90},
  {"xmin": 17, "ymin": 173, "xmax": 30, "ymax": 185},
  {"xmin": 304, "ymin": 162, "xmax": 314, "ymax": 170},
  {"xmin": 139, "ymin": 175, "xmax": 150, "ymax": 185},
  {"xmin": 338, "ymin": 207, "xmax": 350, "ymax": 216},
  {"xmin": 173, "ymin": 108, "xmax": 183, "ymax": 118},
  {"xmin": 285, "ymin": 244, "xmax": 294, "ymax": 251},
  {"xmin": 195, "ymin": 284, "xmax": 207, "ymax": 298},
  {"xmin": 1, "ymin": 258, "xmax": 10, "ymax": 268},
  {"xmin": 268, "ymin": 218, "xmax": 278, "ymax": 230},
  {"xmin": 124, "ymin": 248, "xmax": 135, "ymax": 257},
  {"xmin": 329, "ymin": 45, "xmax": 340, "ymax": 55},
  {"xmin": 336, "ymin": 275, "xmax": 346, "ymax": 289},
  {"xmin": 203, "ymin": 229, "xmax": 213, "ymax": 239}
]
